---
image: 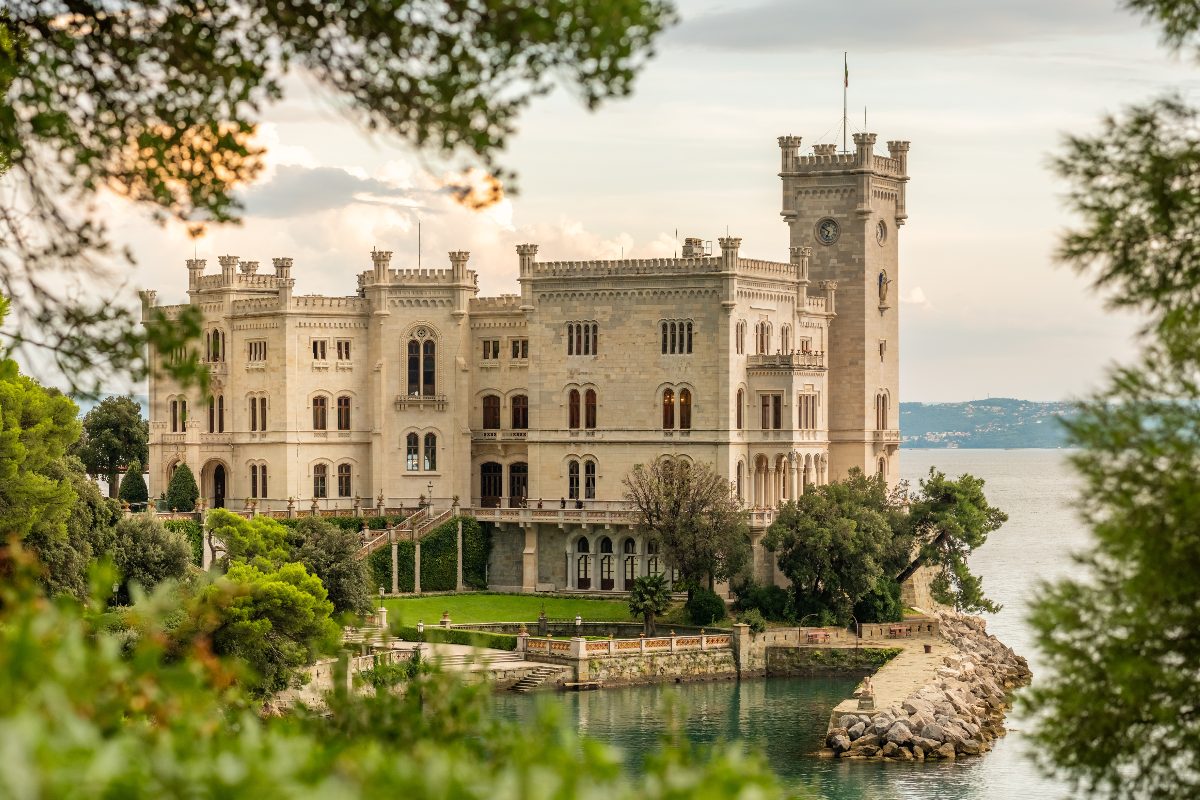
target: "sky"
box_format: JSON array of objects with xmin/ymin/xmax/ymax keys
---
[{"xmin": 77, "ymin": 0, "xmax": 1200, "ymax": 402}]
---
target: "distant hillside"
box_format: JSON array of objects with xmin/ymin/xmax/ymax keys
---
[{"xmin": 900, "ymin": 398, "xmax": 1074, "ymax": 449}]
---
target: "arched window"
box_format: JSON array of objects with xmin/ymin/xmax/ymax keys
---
[
  {"xmin": 337, "ymin": 396, "xmax": 351, "ymax": 430},
  {"xmin": 736, "ymin": 388, "xmax": 744, "ymax": 429},
  {"xmin": 574, "ymin": 323, "xmax": 582, "ymax": 355},
  {"xmin": 585, "ymin": 389, "xmax": 597, "ymax": 429},
  {"xmin": 170, "ymin": 399, "xmax": 179, "ymax": 432},
  {"xmin": 878, "ymin": 457, "xmax": 887, "ymax": 477},
  {"xmin": 511, "ymin": 395, "xmax": 528, "ymax": 429},
  {"xmin": 736, "ymin": 461, "xmax": 744, "ymax": 500},
  {"xmin": 662, "ymin": 388, "xmax": 675, "ymax": 429},
  {"xmin": 312, "ymin": 396, "xmax": 327, "ymax": 430},
  {"xmin": 481, "ymin": 462, "xmax": 503, "ymax": 507},
  {"xmin": 679, "ymin": 389, "xmax": 692, "ymax": 430},
  {"xmin": 207, "ymin": 397, "xmax": 215, "ymax": 433},
  {"xmin": 661, "ymin": 322, "xmax": 668, "ymax": 354},
  {"xmin": 249, "ymin": 397, "xmax": 257, "ymax": 431},
  {"xmin": 782, "ymin": 325, "xmax": 791, "ymax": 354},
  {"xmin": 568, "ymin": 389, "xmax": 581, "ymax": 429},
  {"xmin": 422, "ymin": 339, "xmax": 436, "ymax": 396},
  {"xmin": 260, "ymin": 464, "xmax": 267, "ymax": 498},
  {"xmin": 736, "ymin": 321, "xmax": 745, "ymax": 355},
  {"xmin": 407, "ymin": 340, "xmax": 420, "ymax": 395},
  {"xmin": 482, "ymin": 395, "xmax": 501, "ymax": 429},
  {"xmin": 509, "ymin": 462, "xmax": 528, "ymax": 507},
  {"xmin": 259, "ymin": 397, "xmax": 267, "ymax": 431},
  {"xmin": 424, "ymin": 433, "xmax": 437, "ymax": 471},
  {"xmin": 568, "ymin": 460, "xmax": 580, "ymax": 500},
  {"xmin": 217, "ymin": 395, "xmax": 224, "ymax": 432},
  {"xmin": 669, "ymin": 321, "xmax": 677, "ymax": 354},
  {"xmin": 313, "ymin": 464, "xmax": 327, "ymax": 498},
  {"xmin": 647, "ymin": 539, "xmax": 662, "ymax": 577},
  {"xmin": 592, "ymin": 323, "xmax": 599, "ymax": 354},
  {"xmin": 576, "ymin": 536, "xmax": 591, "ymax": 590},
  {"xmin": 876, "ymin": 393, "xmax": 888, "ymax": 430},
  {"xmin": 250, "ymin": 464, "xmax": 258, "ymax": 499},
  {"xmin": 337, "ymin": 463, "xmax": 352, "ymax": 497},
  {"xmin": 686, "ymin": 321, "xmax": 693, "ymax": 354},
  {"xmin": 584, "ymin": 460, "xmax": 596, "ymax": 499},
  {"xmin": 406, "ymin": 432, "xmax": 420, "ymax": 471}
]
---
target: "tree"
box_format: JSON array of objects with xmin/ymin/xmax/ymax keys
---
[
  {"xmin": 290, "ymin": 517, "xmax": 373, "ymax": 616},
  {"xmin": 110, "ymin": 515, "xmax": 192, "ymax": 603},
  {"xmin": 627, "ymin": 573, "xmax": 672, "ymax": 635},
  {"xmin": 623, "ymin": 458, "xmax": 750, "ymax": 596},
  {"xmin": 764, "ymin": 471, "xmax": 898, "ymax": 626},
  {"xmin": 896, "ymin": 469, "xmax": 1008, "ymax": 614},
  {"xmin": 165, "ymin": 463, "xmax": 198, "ymax": 513},
  {"xmin": 0, "ymin": 296, "xmax": 81, "ymax": 542},
  {"xmin": 74, "ymin": 396, "xmax": 148, "ymax": 498},
  {"xmin": 0, "ymin": 2, "xmax": 675, "ymax": 390},
  {"xmin": 117, "ymin": 458, "xmax": 148, "ymax": 507},
  {"xmin": 1022, "ymin": 7, "xmax": 1200, "ymax": 789},
  {"xmin": 205, "ymin": 508, "xmax": 291, "ymax": 569}
]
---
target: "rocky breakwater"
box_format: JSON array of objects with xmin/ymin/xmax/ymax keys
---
[{"xmin": 824, "ymin": 613, "xmax": 1032, "ymax": 761}]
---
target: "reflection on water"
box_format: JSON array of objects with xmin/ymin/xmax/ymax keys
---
[{"xmin": 493, "ymin": 450, "xmax": 1085, "ymax": 800}]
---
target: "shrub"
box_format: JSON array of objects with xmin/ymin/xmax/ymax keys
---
[
  {"xmin": 165, "ymin": 463, "xmax": 198, "ymax": 512},
  {"xmin": 164, "ymin": 519, "xmax": 204, "ymax": 565},
  {"xmin": 685, "ymin": 587, "xmax": 727, "ymax": 626},
  {"xmin": 117, "ymin": 459, "xmax": 148, "ymax": 507},
  {"xmin": 390, "ymin": 625, "xmax": 517, "ymax": 651},
  {"xmin": 733, "ymin": 581, "xmax": 792, "ymax": 621},
  {"xmin": 110, "ymin": 515, "xmax": 192, "ymax": 601},
  {"xmin": 853, "ymin": 577, "xmax": 903, "ymax": 624},
  {"xmin": 291, "ymin": 517, "xmax": 373, "ymax": 615},
  {"xmin": 740, "ymin": 608, "xmax": 767, "ymax": 633}
]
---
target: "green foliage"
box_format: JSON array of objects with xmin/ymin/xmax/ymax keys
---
[
  {"xmin": 206, "ymin": 508, "xmax": 290, "ymax": 568},
  {"xmin": 391, "ymin": 625, "xmax": 518, "ymax": 652},
  {"xmin": 764, "ymin": 471, "xmax": 899, "ymax": 626},
  {"xmin": 0, "ymin": 315, "xmax": 82, "ymax": 539},
  {"xmin": 0, "ymin": 547, "xmax": 785, "ymax": 799},
  {"xmin": 732, "ymin": 581, "xmax": 792, "ymax": 622},
  {"xmin": 1023, "ymin": 53, "xmax": 1200, "ymax": 795},
  {"xmin": 23, "ymin": 455, "xmax": 120, "ymax": 600},
  {"xmin": 359, "ymin": 649, "xmax": 428, "ymax": 689},
  {"xmin": 853, "ymin": 577, "xmax": 903, "ymax": 624},
  {"xmin": 73, "ymin": 396, "xmax": 148, "ymax": 498},
  {"xmin": 900, "ymin": 468, "xmax": 1008, "ymax": 613},
  {"xmin": 684, "ymin": 586, "xmax": 727, "ymax": 626},
  {"xmin": 194, "ymin": 560, "xmax": 339, "ymax": 695},
  {"xmin": 164, "ymin": 463, "xmax": 198, "ymax": 512},
  {"xmin": 164, "ymin": 519, "xmax": 204, "ymax": 566},
  {"xmin": 290, "ymin": 516, "xmax": 373, "ymax": 615},
  {"xmin": 364, "ymin": 516, "xmax": 490, "ymax": 594},
  {"xmin": 740, "ymin": 608, "xmax": 767, "ymax": 634},
  {"xmin": 117, "ymin": 458, "xmax": 148, "ymax": 506},
  {"xmin": 627, "ymin": 573, "xmax": 673, "ymax": 635},
  {"xmin": 384, "ymin": 592, "xmax": 636, "ymax": 625},
  {"xmin": 623, "ymin": 458, "xmax": 751, "ymax": 591},
  {"xmin": 110, "ymin": 515, "xmax": 192, "ymax": 603},
  {"xmin": 0, "ymin": 2, "xmax": 675, "ymax": 390}
]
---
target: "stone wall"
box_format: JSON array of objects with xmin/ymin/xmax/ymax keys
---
[
  {"xmin": 767, "ymin": 647, "xmax": 900, "ymax": 677},
  {"xmin": 583, "ymin": 649, "xmax": 738, "ymax": 686},
  {"xmin": 486, "ymin": 525, "xmax": 523, "ymax": 591}
]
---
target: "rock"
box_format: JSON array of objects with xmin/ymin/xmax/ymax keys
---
[
  {"xmin": 871, "ymin": 717, "xmax": 892, "ymax": 737},
  {"xmin": 881, "ymin": 742, "xmax": 900, "ymax": 758},
  {"xmin": 825, "ymin": 728, "xmax": 848, "ymax": 749},
  {"xmin": 848, "ymin": 722, "xmax": 866, "ymax": 740},
  {"xmin": 959, "ymin": 739, "xmax": 985, "ymax": 756},
  {"xmin": 816, "ymin": 748, "xmax": 837, "ymax": 759},
  {"xmin": 920, "ymin": 723, "xmax": 947, "ymax": 743},
  {"xmin": 851, "ymin": 733, "xmax": 881, "ymax": 750},
  {"xmin": 902, "ymin": 698, "xmax": 935, "ymax": 717},
  {"xmin": 854, "ymin": 744, "xmax": 880, "ymax": 757},
  {"xmin": 914, "ymin": 736, "xmax": 942, "ymax": 752},
  {"xmin": 830, "ymin": 735, "xmax": 851, "ymax": 753},
  {"xmin": 885, "ymin": 721, "xmax": 913, "ymax": 745},
  {"xmin": 936, "ymin": 742, "xmax": 957, "ymax": 760},
  {"xmin": 895, "ymin": 746, "xmax": 914, "ymax": 761},
  {"xmin": 912, "ymin": 745, "xmax": 925, "ymax": 761},
  {"xmin": 908, "ymin": 711, "xmax": 935, "ymax": 732},
  {"xmin": 839, "ymin": 715, "xmax": 859, "ymax": 730}
]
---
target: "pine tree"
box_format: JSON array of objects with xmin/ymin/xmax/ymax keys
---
[
  {"xmin": 117, "ymin": 459, "xmax": 148, "ymax": 507},
  {"xmin": 165, "ymin": 464, "xmax": 198, "ymax": 513}
]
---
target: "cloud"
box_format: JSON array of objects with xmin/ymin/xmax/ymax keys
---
[
  {"xmin": 674, "ymin": 0, "xmax": 1130, "ymax": 53},
  {"xmin": 901, "ymin": 286, "xmax": 931, "ymax": 308},
  {"xmin": 239, "ymin": 165, "xmax": 433, "ymax": 218}
]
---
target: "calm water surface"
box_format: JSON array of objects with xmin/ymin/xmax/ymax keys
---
[{"xmin": 492, "ymin": 449, "xmax": 1089, "ymax": 799}]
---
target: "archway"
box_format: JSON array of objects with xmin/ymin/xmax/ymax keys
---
[
  {"xmin": 213, "ymin": 464, "xmax": 226, "ymax": 509},
  {"xmin": 509, "ymin": 462, "xmax": 528, "ymax": 508},
  {"xmin": 599, "ymin": 537, "xmax": 614, "ymax": 590}
]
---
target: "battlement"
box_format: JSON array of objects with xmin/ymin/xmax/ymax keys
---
[
  {"xmin": 520, "ymin": 251, "xmax": 801, "ymax": 282},
  {"xmin": 777, "ymin": 131, "xmax": 909, "ymax": 178},
  {"xmin": 291, "ymin": 295, "xmax": 368, "ymax": 311},
  {"xmin": 194, "ymin": 272, "xmax": 287, "ymax": 292},
  {"xmin": 231, "ymin": 297, "xmax": 284, "ymax": 314},
  {"xmin": 469, "ymin": 294, "xmax": 522, "ymax": 311}
]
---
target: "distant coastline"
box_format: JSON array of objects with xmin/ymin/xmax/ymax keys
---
[{"xmin": 900, "ymin": 398, "xmax": 1073, "ymax": 450}]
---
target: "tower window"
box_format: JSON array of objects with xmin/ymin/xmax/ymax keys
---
[
  {"xmin": 337, "ymin": 464, "xmax": 352, "ymax": 497},
  {"xmin": 585, "ymin": 389, "xmax": 597, "ymax": 429},
  {"xmin": 313, "ymin": 464, "xmax": 327, "ymax": 499},
  {"xmin": 406, "ymin": 432, "xmax": 419, "ymax": 471}
]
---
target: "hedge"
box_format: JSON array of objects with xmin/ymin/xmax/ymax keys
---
[
  {"xmin": 275, "ymin": 515, "xmax": 410, "ymax": 534},
  {"xmin": 390, "ymin": 625, "xmax": 517, "ymax": 652},
  {"xmin": 164, "ymin": 520, "xmax": 204, "ymax": 566},
  {"xmin": 367, "ymin": 516, "xmax": 491, "ymax": 593}
]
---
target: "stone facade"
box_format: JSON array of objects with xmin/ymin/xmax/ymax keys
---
[{"xmin": 144, "ymin": 132, "xmax": 908, "ymax": 591}]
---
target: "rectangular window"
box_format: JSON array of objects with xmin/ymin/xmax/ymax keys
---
[
  {"xmin": 313, "ymin": 466, "xmax": 327, "ymax": 499},
  {"xmin": 761, "ymin": 394, "xmax": 782, "ymax": 430},
  {"xmin": 337, "ymin": 464, "xmax": 352, "ymax": 498},
  {"xmin": 261, "ymin": 465, "xmax": 267, "ymax": 498},
  {"xmin": 336, "ymin": 339, "xmax": 351, "ymax": 360},
  {"xmin": 248, "ymin": 340, "xmax": 267, "ymax": 361},
  {"xmin": 336, "ymin": 396, "xmax": 351, "ymax": 431},
  {"xmin": 584, "ymin": 461, "xmax": 596, "ymax": 500},
  {"xmin": 798, "ymin": 393, "xmax": 818, "ymax": 430},
  {"xmin": 511, "ymin": 339, "xmax": 528, "ymax": 359},
  {"xmin": 481, "ymin": 339, "xmax": 500, "ymax": 360},
  {"xmin": 312, "ymin": 339, "xmax": 327, "ymax": 361},
  {"xmin": 406, "ymin": 436, "xmax": 420, "ymax": 471},
  {"xmin": 259, "ymin": 397, "xmax": 267, "ymax": 431},
  {"xmin": 250, "ymin": 465, "xmax": 258, "ymax": 499}
]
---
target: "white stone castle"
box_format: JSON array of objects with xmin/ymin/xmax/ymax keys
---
[{"xmin": 143, "ymin": 132, "xmax": 907, "ymax": 592}]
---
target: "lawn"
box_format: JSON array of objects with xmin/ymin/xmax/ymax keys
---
[{"xmin": 382, "ymin": 593, "xmax": 638, "ymax": 625}]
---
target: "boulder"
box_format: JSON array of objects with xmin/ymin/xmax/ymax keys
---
[
  {"xmin": 839, "ymin": 715, "xmax": 860, "ymax": 730},
  {"xmin": 920, "ymin": 723, "xmax": 947, "ymax": 743},
  {"xmin": 871, "ymin": 717, "xmax": 893, "ymax": 737},
  {"xmin": 936, "ymin": 742, "xmax": 957, "ymax": 760},
  {"xmin": 959, "ymin": 739, "xmax": 985, "ymax": 756},
  {"xmin": 830, "ymin": 735, "xmax": 851, "ymax": 753},
  {"xmin": 848, "ymin": 722, "xmax": 866, "ymax": 740},
  {"xmin": 895, "ymin": 746, "xmax": 914, "ymax": 761},
  {"xmin": 851, "ymin": 733, "xmax": 881, "ymax": 750},
  {"xmin": 912, "ymin": 745, "xmax": 925, "ymax": 761},
  {"xmin": 825, "ymin": 728, "xmax": 848, "ymax": 749},
  {"xmin": 902, "ymin": 698, "xmax": 935, "ymax": 717},
  {"xmin": 914, "ymin": 736, "xmax": 942, "ymax": 752},
  {"xmin": 881, "ymin": 742, "xmax": 900, "ymax": 758},
  {"xmin": 854, "ymin": 744, "xmax": 880, "ymax": 757},
  {"xmin": 885, "ymin": 721, "xmax": 913, "ymax": 746}
]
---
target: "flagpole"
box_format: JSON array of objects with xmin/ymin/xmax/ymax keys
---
[{"xmin": 842, "ymin": 52, "xmax": 848, "ymax": 153}]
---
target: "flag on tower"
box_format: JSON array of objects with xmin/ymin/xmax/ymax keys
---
[{"xmin": 844, "ymin": 53, "xmax": 848, "ymax": 87}]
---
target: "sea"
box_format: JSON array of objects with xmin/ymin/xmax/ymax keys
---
[{"xmin": 493, "ymin": 449, "xmax": 1088, "ymax": 799}]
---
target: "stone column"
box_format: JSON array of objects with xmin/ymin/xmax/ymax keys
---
[
  {"xmin": 390, "ymin": 532, "xmax": 399, "ymax": 595},
  {"xmin": 766, "ymin": 466, "xmax": 776, "ymax": 507},
  {"xmin": 455, "ymin": 516, "xmax": 464, "ymax": 591},
  {"xmin": 414, "ymin": 538, "xmax": 422, "ymax": 594},
  {"xmin": 521, "ymin": 525, "xmax": 539, "ymax": 593},
  {"xmin": 789, "ymin": 460, "xmax": 799, "ymax": 501}
]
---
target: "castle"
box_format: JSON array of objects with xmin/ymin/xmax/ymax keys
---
[{"xmin": 143, "ymin": 132, "xmax": 908, "ymax": 591}]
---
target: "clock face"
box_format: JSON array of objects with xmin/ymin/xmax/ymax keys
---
[
  {"xmin": 816, "ymin": 218, "xmax": 840, "ymax": 245},
  {"xmin": 876, "ymin": 220, "xmax": 887, "ymax": 246}
]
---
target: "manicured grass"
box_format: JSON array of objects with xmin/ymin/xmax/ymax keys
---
[{"xmin": 382, "ymin": 592, "xmax": 637, "ymax": 625}]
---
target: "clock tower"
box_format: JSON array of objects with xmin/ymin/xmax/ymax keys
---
[{"xmin": 778, "ymin": 132, "xmax": 909, "ymax": 485}]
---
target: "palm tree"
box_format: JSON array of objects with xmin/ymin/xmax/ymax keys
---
[{"xmin": 628, "ymin": 574, "xmax": 672, "ymax": 636}]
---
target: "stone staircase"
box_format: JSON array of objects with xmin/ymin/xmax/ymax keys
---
[
  {"xmin": 510, "ymin": 665, "xmax": 564, "ymax": 693},
  {"xmin": 430, "ymin": 650, "xmax": 526, "ymax": 669}
]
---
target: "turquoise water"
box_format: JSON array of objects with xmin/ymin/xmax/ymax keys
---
[{"xmin": 492, "ymin": 449, "xmax": 1086, "ymax": 799}]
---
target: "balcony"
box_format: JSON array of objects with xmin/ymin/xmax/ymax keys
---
[
  {"xmin": 874, "ymin": 429, "xmax": 900, "ymax": 444},
  {"xmin": 747, "ymin": 352, "xmax": 826, "ymax": 372},
  {"xmin": 471, "ymin": 430, "xmax": 529, "ymax": 442},
  {"xmin": 394, "ymin": 393, "xmax": 448, "ymax": 411}
]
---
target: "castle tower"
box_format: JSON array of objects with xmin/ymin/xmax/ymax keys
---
[{"xmin": 779, "ymin": 133, "xmax": 909, "ymax": 484}]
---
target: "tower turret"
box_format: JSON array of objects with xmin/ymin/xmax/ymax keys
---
[{"xmin": 370, "ymin": 248, "xmax": 392, "ymax": 285}]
